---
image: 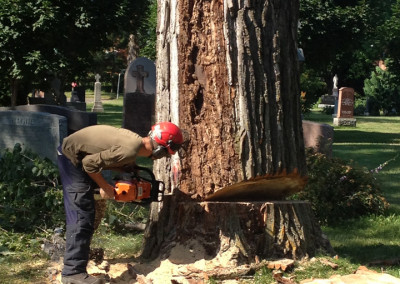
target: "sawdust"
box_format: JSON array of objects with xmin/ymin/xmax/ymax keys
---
[
  {"xmin": 48, "ymin": 239, "xmax": 249, "ymax": 283},
  {"xmin": 47, "ymin": 241, "xmax": 400, "ymax": 284}
]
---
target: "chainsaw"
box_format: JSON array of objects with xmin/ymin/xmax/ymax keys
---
[{"xmin": 113, "ymin": 166, "xmax": 165, "ymax": 203}]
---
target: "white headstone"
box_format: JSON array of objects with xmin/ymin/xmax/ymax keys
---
[{"xmin": 92, "ymin": 74, "xmax": 104, "ymax": 112}]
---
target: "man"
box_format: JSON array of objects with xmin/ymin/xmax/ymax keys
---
[{"xmin": 57, "ymin": 122, "xmax": 184, "ymax": 284}]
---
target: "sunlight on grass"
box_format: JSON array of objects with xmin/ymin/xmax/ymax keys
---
[
  {"xmin": 0, "ymin": 248, "xmax": 49, "ymax": 284},
  {"xmin": 307, "ymin": 109, "xmax": 400, "ymax": 278},
  {"xmin": 92, "ymin": 227, "xmax": 144, "ymax": 259},
  {"xmin": 324, "ymin": 215, "xmax": 400, "ymax": 264},
  {"xmin": 86, "ymin": 96, "xmax": 124, "ymax": 127}
]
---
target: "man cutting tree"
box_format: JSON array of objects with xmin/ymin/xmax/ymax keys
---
[{"xmin": 57, "ymin": 122, "xmax": 185, "ymax": 284}]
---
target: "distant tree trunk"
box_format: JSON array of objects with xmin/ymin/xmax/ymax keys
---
[
  {"xmin": 142, "ymin": 0, "xmax": 332, "ymax": 267},
  {"xmin": 11, "ymin": 78, "xmax": 18, "ymax": 107}
]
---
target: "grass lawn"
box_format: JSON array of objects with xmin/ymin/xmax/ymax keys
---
[
  {"xmin": 1, "ymin": 98, "xmax": 400, "ymax": 283},
  {"xmin": 304, "ymin": 108, "xmax": 400, "ymax": 277}
]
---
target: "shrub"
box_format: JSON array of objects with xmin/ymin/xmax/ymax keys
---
[
  {"xmin": 291, "ymin": 149, "xmax": 389, "ymax": 225},
  {"xmin": 363, "ymin": 63, "xmax": 400, "ymax": 116},
  {"xmin": 354, "ymin": 97, "xmax": 367, "ymax": 116},
  {"xmin": 322, "ymin": 105, "xmax": 334, "ymax": 115},
  {"xmin": 0, "ymin": 144, "xmax": 64, "ymax": 231},
  {"xmin": 300, "ymin": 70, "xmax": 327, "ymax": 113}
]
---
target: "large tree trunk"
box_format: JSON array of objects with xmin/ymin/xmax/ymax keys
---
[
  {"xmin": 141, "ymin": 0, "xmax": 331, "ymax": 269},
  {"xmin": 154, "ymin": 0, "xmax": 305, "ymax": 196}
]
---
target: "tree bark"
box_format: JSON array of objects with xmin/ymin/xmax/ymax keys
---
[
  {"xmin": 142, "ymin": 0, "xmax": 330, "ymax": 265},
  {"xmin": 154, "ymin": 0, "xmax": 305, "ymax": 198}
]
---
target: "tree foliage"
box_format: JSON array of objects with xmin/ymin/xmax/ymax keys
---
[
  {"xmin": 364, "ymin": 63, "xmax": 400, "ymax": 115},
  {"xmin": 298, "ymin": 0, "xmax": 397, "ymax": 96},
  {"xmin": 0, "ymin": 144, "xmax": 64, "ymax": 231},
  {"xmin": 0, "ymin": 0, "xmax": 151, "ymax": 106}
]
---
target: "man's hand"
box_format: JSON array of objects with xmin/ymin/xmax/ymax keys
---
[
  {"xmin": 88, "ymin": 172, "xmax": 115, "ymax": 199},
  {"xmin": 99, "ymin": 187, "xmax": 115, "ymax": 199}
]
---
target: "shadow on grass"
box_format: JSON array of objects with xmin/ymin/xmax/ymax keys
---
[
  {"xmin": 334, "ymin": 130, "xmax": 400, "ymax": 144},
  {"xmin": 333, "ymin": 244, "xmax": 400, "ymax": 265}
]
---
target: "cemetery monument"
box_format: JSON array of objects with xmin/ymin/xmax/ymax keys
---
[
  {"xmin": 91, "ymin": 74, "xmax": 104, "ymax": 112},
  {"xmin": 333, "ymin": 87, "xmax": 357, "ymax": 126},
  {"xmin": 122, "ymin": 57, "xmax": 156, "ymax": 137}
]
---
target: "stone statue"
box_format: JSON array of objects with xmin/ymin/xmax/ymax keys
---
[
  {"xmin": 333, "ymin": 74, "xmax": 338, "ymax": 90},
  {"xmin": 127, "ymin": 34, "xmax": 139, "ymax": 64}
]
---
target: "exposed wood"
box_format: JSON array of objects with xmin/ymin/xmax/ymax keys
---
[
  {"xmin": 267, "ymin": 259, "xmax": 295, "ymax": 271},
  {"xmin": 206, "ymin": 171, "xmax": 307, "ymax": 201}
]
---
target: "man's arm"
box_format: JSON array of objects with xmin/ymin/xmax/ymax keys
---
[{"xmin": 87, "ymin": 172, "xmax": 115, "ymax": 199}]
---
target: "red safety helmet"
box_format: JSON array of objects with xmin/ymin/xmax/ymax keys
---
[{"xmin": 150, "ymin": 122, "xmax": 184, "ymax": 156}]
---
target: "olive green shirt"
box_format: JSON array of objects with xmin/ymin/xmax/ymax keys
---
[{"xmin": 61, "ymin": 125, "xmax": 143, "ymax": 173}]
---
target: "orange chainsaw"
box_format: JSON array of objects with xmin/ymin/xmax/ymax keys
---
[{"xmin": 113, "ymin": 166, "xmax": 165, "ymax": 203}]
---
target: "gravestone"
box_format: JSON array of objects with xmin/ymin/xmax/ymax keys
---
[
  {"xmin": 0, "ymin": 111, "xmax": 67, "ymax": 163},
  {"xmin": 75, "ymin": 86, "xmax": 86, "ymax": 102},
  {"xmin": 68, "ymin": 85, "xmax": 86, "ymax": 111},
  {"xmin": 91, "ymin": 74, "xmax": 104, "ymax": 112},
  {"xmin": 318, "ymin": 95, "xmax": 335, "ymax": 108},
  {"xmin": 0, "ymin": 105, "xmax": 97, "ymax": 135},
  {"xmin": 123, "ymin": 57, "xmax": 156, "ymax": 137},
  {"xmin": 70, "ymin": 91, "xmax": 80, "ymax": 102},
  {"xmin": 302, "ymin": 120, "xmax": 334, "ymax": 157},
  {"xmin": 333, "ymin": 87, "xmax": 356, "ymax": 126}
]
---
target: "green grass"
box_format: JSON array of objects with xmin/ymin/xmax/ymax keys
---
[
  {"xmin": 2, "ymin": 100, "xmax": 400, "ymax": 283},
  {"xmin": 86, "ymin": 96, "xmax": 124, "ymax": 127},
  {"xmin": 299, "ymin": 108, "xmax": 400, "ymax": 280}
]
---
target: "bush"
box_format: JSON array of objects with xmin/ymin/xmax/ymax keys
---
[
  {"xmin": 291, "ymin": 149, "xmax": 389, "ymax": 225},
  {"xmin": 300, "ymin": 70, "xmax": 327, "ymax": 113},
  {"xmin": 322, "ymin": 105, "xmax": 334, "ymax": 115},
  {"xmin": 354, "ymin": 97, "xmax": 367, "ymax": 116},
  {"xmin": 0, "ymin": 144, "xmax": 64, "ymax": 231},
  {"xmin": 364, "ymin": 63, "xmax": 400, "ymax": 116}
]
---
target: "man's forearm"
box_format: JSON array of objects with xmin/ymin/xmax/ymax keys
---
[{"xmin": 87, "ymin": 172, "xmax": 115, "ymax": 199}]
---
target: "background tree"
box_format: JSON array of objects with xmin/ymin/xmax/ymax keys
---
[
  {"xmin": 378, "ymin": 1, "xmax": 400, "ymax": 75},
  {"xmin": 298, "ymin": 0, "xmax": 396, "ymax": 109},
  {"xmin": 0, "ymin": 0, "xmax": 151, "ymax": 106}
]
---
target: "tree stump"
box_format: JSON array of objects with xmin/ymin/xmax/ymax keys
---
[{"xmin": 141, "ymin": 196, "xmax": 333, "ymax": 264}]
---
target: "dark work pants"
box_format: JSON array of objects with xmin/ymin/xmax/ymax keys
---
[{"xmin": 57, "ymin": 147, "xmax": 96, "ymax": 276}]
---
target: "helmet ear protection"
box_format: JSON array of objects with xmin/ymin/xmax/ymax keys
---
[
  {"xmin": 149, "ymin": 122, "xmax": 184, "ymax": 159},
  {"xmin": 150, "ymin": 137, "xmax": 181, "ymax": 159},
  {"xmin": 151, "ymin": 144, "xmax": 169, "ymax": 159}
]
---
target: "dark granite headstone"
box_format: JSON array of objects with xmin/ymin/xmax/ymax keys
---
[
  {"xmin": 75, "ymin": 86, "xmax": 86, "ymax": 102},
  {"xmin": 0, "ymin": 104, "xmax": 97, "ymax": 135},
  {"xmin": 123, "ymin": 57, "xmax": 156, "ymax": 136}
]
